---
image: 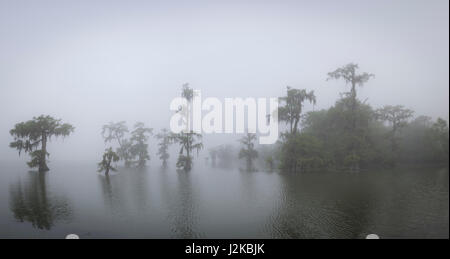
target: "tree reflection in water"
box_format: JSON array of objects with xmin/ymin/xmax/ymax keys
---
[{"xmin": 9, "ymin": 171, "xmax": 72, "ymax": 230}]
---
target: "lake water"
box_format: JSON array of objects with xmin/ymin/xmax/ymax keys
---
[{"xmin": 0, "ymin": 161, "xmax": 448, "ymax": 238}]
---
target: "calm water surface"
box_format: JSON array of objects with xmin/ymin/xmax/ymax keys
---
[{"xmin": 0, "ymin": 161, "xmax": 448, "ymax": 238}]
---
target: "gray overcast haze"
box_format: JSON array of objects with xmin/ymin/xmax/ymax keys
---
[{"xmin": 0, "ymin": 0, "xmax": 448, "ymax": 162}]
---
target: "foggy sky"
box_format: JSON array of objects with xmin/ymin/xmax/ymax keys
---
[{"xmin": 0, "ymin": 0, "xmax": 448, "ymax": 162}]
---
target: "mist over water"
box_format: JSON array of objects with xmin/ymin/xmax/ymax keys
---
[
  {"xmin": 0, "ymin": 0, "xmax": 448, "ymax": 162},
  {"xmin": 0, "ymin": 1, "xmax": 448, "ymax": 239}
]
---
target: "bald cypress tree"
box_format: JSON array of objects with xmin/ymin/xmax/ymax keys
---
[
  {"xmin": 130, "ymin": 122, "xmax": 153, "ymax": 168},
  {"xmin": 98, "ymin": 147, "xmax": 120, "ymax": 175},
  {"xmin": 238, "ymin": 133, "xmax": 258, "ymax": 171},
  {"xmin": 156, "ymin": 128, "xmax": 172, "ymax": 167},
  {"xmin": 171, "ymin": 132, "xmax": 203, "ymax": 172},
  {"xmin": 376, "ymin": 105, "xmax": 414, "ymax": 153},
  {"xmin": 327, "ymin": 63, "xmax": 374, "ymax": 171},
  {"xmin": 10, "ymin": 115, "xmax": 75, "ymax": 172}
]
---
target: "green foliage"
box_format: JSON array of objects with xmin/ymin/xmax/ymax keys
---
[
  {"xmin": 130, "ymin": 122, "xmax": 153, "ymax": 167},
  {"xmin": 278, "ymin": 87, "xmax": 316, "ymax": 134},
  {"xmin": 116, "ymin": 139, "xmax": 133, "ymax": 167},
  {"xmin": 102, "ymin": 121, "xmax": 131, "ymax": 166},
  {"xmin": 27, "ymin": 150, "xmax": 50, "ymax": 169},
  {"xmin": 400, "ymin": 117, "xmax": 449, "ymax": 164},
  {"xmin": 278, "ymin": 93, "xmax": 392, "ymax": 171},
  {"xmin": 102, "ymin": 121, "xmax": 152, "ymax": 168},
  {"xmin": 171, "ymin": 132, "xmax": 203, "ymax": 172},
  {"xmin": 170, "ymin": 85, "xmax": 203, "ymax": 171},
  {"xmin": 376, "ymin": 105, "xmax": 414, "ymax": 153},
  {"xmin": 327, "ymin": 63, "xmax": 374, "ymax": 98},
  {"xmin": 98, "ymin": 148, "xmax": 120, "ymax": 175},
  {"xmin": 279, "ymin": 133, "xmax": 328, "ymax": 172},
  {"xmin": 429, "ymin": 118, "xmax": 449, "ymax": 163},
  {"xmin": 9, "ymin": 115, "xmax": 74, "ymax": 172},
  {"xmin": 305, "ymin": 96, "xmax": 392, "ymax": 170},
  {"xmin": 277, "ymin": 91, "xmax": 449, "ymax": 172},
  {"xmin": 102, "ymin": 121, "xmax": 128, "ymax": 146},
  {"xmin": 325, "ymin": 64, "xmax": 375, "ymax": 170}
]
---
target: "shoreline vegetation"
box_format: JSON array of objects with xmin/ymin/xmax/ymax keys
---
[{"xmin": 8, "ymin": 63, "xmax": 449, "ymax": 173}]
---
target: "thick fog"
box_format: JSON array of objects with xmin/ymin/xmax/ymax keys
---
[{"xmin": 0, "ymin": 0, "xmax": 448, "ymax": 163}]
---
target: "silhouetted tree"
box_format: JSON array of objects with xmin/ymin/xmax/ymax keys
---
[
  {"xmin": 9, "ymin": 115, "xmax": 74, "ymax": 172},
  {"xmin": 181, "ymin": 83, "xmax": 194, "ymax": 131},
  {"xmin": 327, "ymin": 63, "xmax": 374, "ymax": 103},
  {"xmin": 277, "ymin": 87, "xmax": 316, "ymax": 172},
  {"xmin": 102, "ymin": 121, "xmax": 128, "ymax": 146},
  {"xmin": 156, "ymin": 128, "xmax": 172, "ymax": 167},
  {"xmin": 327, "ymin": 63, "xmax": 374, "ymax": 171},
  {"xmin": 101, "ymin": 121, "xmax": 132, "ymax": 167},
  {"xmin": 170, "ymin": 84, "xmax": 203, "ymax": 171},
  {"xmin": 130, "ymin": 122, "xmax": 153, "ymax": 168},
  {"xmin": 279, "ymin": 133, "xmax": 326, "ymax": 173},
  {"xmin": 278, "ymin": 87, "xmax": 316, "ymax": 135},
  {"xmin": 171, "ymin": 132, "xmax": 203, "ymax": 172},
  {"xmin": 376, "ymin": 105, "xmax": 414, "ymax": 152},
  {"xmin": 98, "ymin": 147, "xmax": 120, "ymax": 175}
]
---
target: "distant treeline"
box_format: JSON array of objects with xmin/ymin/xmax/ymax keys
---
[
  {"xmin": 274, "ymin": 64, "xmax": 449, "ymax": 172},
  {"xmin": 208, "ymin": 106, "xmax": 449, "ymax": 173},
  {"xmin": 9, "ymin": 63, "xmax": 449, "ymax": 173},
  {"xmin": 274, "ymin": 98, "xmax": 449, "ymax": 172},
  {"xmin": 210, "ymin": 63, "xmax": 449, "ymax": 173}
]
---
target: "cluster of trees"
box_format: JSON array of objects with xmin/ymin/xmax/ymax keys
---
[
  {"xmin": 97, "ymin": 85, "xmax": 204, "ymax": 174},
  {"xmin": 9, "ymin": 64, "xmax": 448, "ymax": 174},
  {"xmin": 8, "ymin": 85, "xmax": 205, "ymax": 174},
  {"xmin": 276, "ymin": 63, "xmax": 449, "ymax": 172},
  {"xmin": 98, "ymin": 121, "xmax": 153, "ymax": 174},
  {"xmin": 97, "ymin": 125, "xmax": 204, "ymax": 174},
  {"xmin": 398, "ymin": 116, "xmax": 449, "ymax": 164},
  {"xmin": 205, "ymin": 63, "xmax": 448, "ymax": 173}
]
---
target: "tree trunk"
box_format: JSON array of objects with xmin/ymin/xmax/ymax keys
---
[
  {"xmin": 39, "ymin": 133, "xmax": 49, "ymax": 172},
  {"xmin": 186, "ymin": 145, "xmax": 191, "ymax": 171},
  {"xmin": 105, "ymin": 157, "xmax": 111, "ymax": 175},
  {"xmin": 293, "ymin": 117, "xmax": 299, "ymax": 135}
]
